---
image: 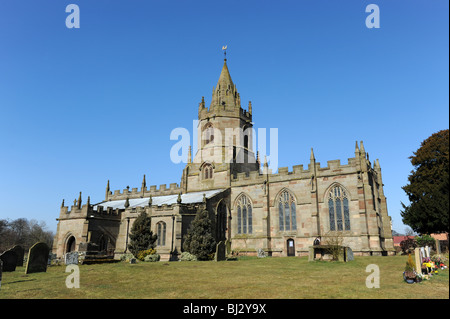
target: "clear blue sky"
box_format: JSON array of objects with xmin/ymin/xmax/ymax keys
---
[{"xmin": 0, "ymin": 0, "xmax": 448, "ymax": 235}]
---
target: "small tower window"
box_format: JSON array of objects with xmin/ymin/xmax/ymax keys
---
[
  {"xmin": 203, "ymin": 164, "xmax": 213, "ymax": 180},
  {"xmin": 203, "ymin": 123, "xmax": 214, "ymax": 145}
]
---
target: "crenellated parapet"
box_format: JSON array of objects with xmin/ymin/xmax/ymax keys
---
[
  {"xmin": 231, "ymin": 141, "xmax": 383, "ymax": 186},
  {"xmin": 107, "ymin": 181, "xmax": 181, "ymax": 201}
]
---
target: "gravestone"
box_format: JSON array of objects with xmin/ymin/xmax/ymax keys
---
[
  {"xmin": 345, "ymin": 247, "xmax": 354, "ymax": 261},
  {"xmin": 130, "ymin": 258, "xmax": 136, "ymax": 264},
  {"xmin": 425, "ymin": 246, "xmax": 431, "ymax": 258},
  {"xmin": 436, "ymin": 240, "xmax": 441, "ymax": 254},
  {"xmin": 214, "ymin": 241, "xmax": 226, "ymax": 261},
  {"xmin": 414, "ymin": 247, "xmax": 422, "ymax": 275},
  {"xmin": 11, "ymin": 245, "xmax": 24, "ymax": 267},
  {"xmin": 225, "ymin": 240, "xmax": 231, "ymax": 255},
  {"xmin": 421, "ymin": 247, "xmax": 425, "ymax": 258},
  {"xmin": 0, "ymin": 249, "xmax": 18, "ymax": 272},
  {"xmin": 308, "ymin": 246, "xmax": 315, "ymax": 262},
  {"xmin": 25, "ymin": 242, "xmax": 50, "ymax": 274},
  {"xmin": 257, "ymin": 248, "xmax": 266, "ymax": 258},
  {"xmin": 64, "ymin": 252, "xmax": 79, "ymax": 265}
]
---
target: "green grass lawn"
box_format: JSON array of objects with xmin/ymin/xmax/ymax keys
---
[{"xmin": 0, "ymin": 255, "xmax": 448, "ymax": 299}]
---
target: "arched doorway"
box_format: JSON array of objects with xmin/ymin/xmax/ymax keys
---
[
  {"xmin": 287, "ymin": 238, "xmax": 295, "ymax": 256},
  {"xmin": 66, "ymin": 236, "xmax": 76, "ymax": 253}
]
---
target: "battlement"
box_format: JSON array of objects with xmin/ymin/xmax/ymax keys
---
[
  {"xmin": 198, "ymin": 103, "xmax": 251, "ymax": 121},
  {"xmin": 231, "ymin": 154, "xmax": 370, "ymax": 186},
  {"xmin": 108, "ymin": 182, "xmax": 181, "ymax": 201}
]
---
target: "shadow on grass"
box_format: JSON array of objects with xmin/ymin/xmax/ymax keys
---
[{"xmin": 2, "ymin": 278, "xmax": 37, "ymax": 285}]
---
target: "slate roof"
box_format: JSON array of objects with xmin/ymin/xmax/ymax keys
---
[{"xmin": 93, "ymin": 189, "xmax": 225, "ymax": 211}]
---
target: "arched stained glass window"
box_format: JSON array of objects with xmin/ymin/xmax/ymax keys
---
[
  {"xmin": 328, "ymin": 185, "xmax": 351, "ymax": 231},
  {"xmin": 236, "ymin": 194, "xmax": 252, "ymax": 234},
  {"xmin": 278, "ymin": 190, "xmax": 297, "ymax": 231}
]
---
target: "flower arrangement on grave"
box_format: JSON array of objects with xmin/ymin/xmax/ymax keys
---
[
  {"xmin": 422, "ymin": 258, "xmax": 434, "ymax": 275},
  {"xmin": 431, "ymin": 255, "xmax": 448, "ymax": 269},
  {"xmin": 403, "ymin": 254, "xmax": 417, "ymax": 283}
]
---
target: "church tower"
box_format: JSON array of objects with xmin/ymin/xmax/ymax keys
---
[{"xmin": 181, "ymin": 56, "xmax": 259, "ymax": 193}]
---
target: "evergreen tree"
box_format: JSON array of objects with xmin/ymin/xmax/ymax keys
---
[
  {"xmin": 401, "ymin": 129, "xmax": 449, "ymax": 234},
  {"xmin": 183, "ymin": 209, "xmax": 216, "ymax": 260},
  {"xmin": 128, "ymin": 211, "xmax": 157, "ymax": 257}
]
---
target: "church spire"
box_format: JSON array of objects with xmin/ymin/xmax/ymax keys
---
[
  {"xmin": 217, "ymin": 58, "xmax": 234, "ymax": 88},
  {"xmin": 211, "ymin": 52, "xmax": 240, "ymax": 109}
]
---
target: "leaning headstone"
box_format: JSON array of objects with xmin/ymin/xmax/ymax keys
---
[
  {"xmin": 214, "ymin": 241, "xmax": 226, "ymax": 261},
  {"xmin": 25, "ymin": 242, "xmax": 50, "ymax": 274},
  {"xmin": 64, "ymin": 252, "xmax": 79, "ymax": 265},
  {"xmin": 0, "ymin": 249, "xmax": 18, "ymax": 272},
  {"xmin": 11, "ymin": 245, "xmax": 24, "ymax": 267},
  {"xmin": 257, "ymin": 248, "xmax": 266, "ymax": 258}
]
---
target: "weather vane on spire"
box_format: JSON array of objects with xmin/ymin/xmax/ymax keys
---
[{"xmin": 222, "ymin": 45, "xmax": 227, "ymax": 60}]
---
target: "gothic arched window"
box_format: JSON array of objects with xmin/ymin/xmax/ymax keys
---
[
  {"xmin": 157, "ymin": 221, "xmax": 166, "ymax": 246},
  {"xmin": 328, "ymin": 185, "xmax": 351, "ymax": 231},
  {"xmin": 203, "ymin": 164, "xmax": 213, "ymax": 180},
  {"xmin": 236, "ymin": 194, "xmax": 252, "ymax": 234},
  {"xmin": 278, "ymin": 190, "xmax": 297, "ymax": 231}
]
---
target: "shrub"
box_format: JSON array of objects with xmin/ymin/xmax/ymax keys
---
[
  {"xmin": 136, "ymin": 248, "xmax": 157, "ymax": 261},
  {"xmin": 400, "ymin": 237, "xmax": 417, "ymax": 254},
  {"xmin": 128, "ymin": 211, "xmax": 157, "ymax": 257},
  {"xmin": 183, "ymin": 209, "xmax": 216, "ymax": 261},
  {"xmin": 144, "ymin": 254, "xmax": 160, "ymax": 262},
  {"xmin": 404, "ymin": 254, "xmax": 416, "ymax": 279},
  {"xmin": 405, "ymin": 254, "xmax": 415, "ymax": 272},
  {"xmin": 180, "ymin": 251, "xmax": 197, "ymax": 261},
  {"xmin": 120, "ymin": 253, "xmax": 135, "ymax": 262},
  {"xmin": 416, "ymin": 235, "xmax": 436, "ymax": 250}
]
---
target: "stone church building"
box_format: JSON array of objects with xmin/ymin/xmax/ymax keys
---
[{"xmin": 53, "ymin": 57, "xmax": 395, "ymax": 261}]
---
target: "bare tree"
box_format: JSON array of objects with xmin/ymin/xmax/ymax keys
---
[
  {"xmin": 0, "ymin": 218, "xmax": 54, "ymax": 253},
  {"xmin": 322, "ymin": 231, "xmax": 344, "ymax": 261}
]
